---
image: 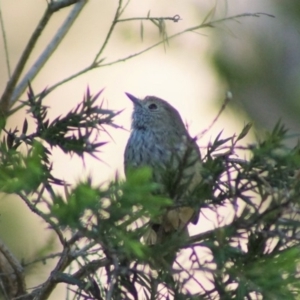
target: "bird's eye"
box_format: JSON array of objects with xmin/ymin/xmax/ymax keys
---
[{"xmin": 148, "ymin": 103, "xmax": 157, "ymax": 110}]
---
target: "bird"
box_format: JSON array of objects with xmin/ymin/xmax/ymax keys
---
[{"xmin": 124, "ymin": 93, "xmax": 202, "ymax": 245}]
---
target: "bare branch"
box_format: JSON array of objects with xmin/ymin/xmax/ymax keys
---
[
  {"xmin": 0, "ymin": 238, "xmax": 26, "ymax": 298},
  {"xmin": 93, "ymin": 0, "xmax": 124, "ymax": 63},
  {"xmin": 10, "ymin": 0, "xmax": 87, "ymax": 107},
  {"xmin": 17, "ymin": 192, "xmax": 65, "ymax": 246},
  {"xmin": 0, "ymin": 2, "xmax": 11, "ymax": 78}
]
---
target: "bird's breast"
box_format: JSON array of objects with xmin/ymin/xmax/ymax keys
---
[{"xmin": 125, "ymin": 129, "xmax": 172, "ymax": 169}]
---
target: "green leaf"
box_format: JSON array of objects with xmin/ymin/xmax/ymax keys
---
[{"xmin": 236, "ymin": 122, "xmax": 252, "ymax": 141}]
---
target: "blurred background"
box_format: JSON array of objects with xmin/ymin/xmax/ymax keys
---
[{"xmin": 0, "ymin": 0, "xmax": 299, "ymax": 298}]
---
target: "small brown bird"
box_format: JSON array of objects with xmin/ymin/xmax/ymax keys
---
[{"xmin": 124, "ymin": 93, "xmax": 202, "ymax": 245}]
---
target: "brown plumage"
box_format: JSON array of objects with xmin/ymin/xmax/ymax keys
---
[{"xmin": 124, "ymin": 93, "xmax": 202, "ymax": 244}]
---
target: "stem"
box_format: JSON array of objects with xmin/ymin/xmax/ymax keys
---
[
  {"xmin": 117, "ymin": 15, "xmax": 181, "ymax": 23},
  {"xmin": 0, "ymin": 1, "xmax": 11, "ymax": 78},
  {"xmin": 18, "ymin": 192, "xmax": 65, "ymax": 246},
  {"xmin": 93, "ymin": 0, "xmax": 123, "ymax": 63}
]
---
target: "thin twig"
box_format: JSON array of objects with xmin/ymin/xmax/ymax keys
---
[
  {"xmin": 23, "ymin": 251, "xmax": 63, "ymax": 267},
  {"xmin": 117, "ymin": 15, "xmax": 181, "ymax": 23},
  {"xmin": 94, "ymin": 0, "xmax": 123, "ymax": 63},
  {"xmin": 0, "ymin": 1, "xmax": 11, "ymax": 78},
  {"xmin": 119, "ymin": 0, "xmax": 130, "ymax": 16},
  {"xmin": 197, "ymin": 91, "xmax": 232, "ymax": 139},
  {"xmin": 17, "ymin": 192, "xmax": 65, "ymax": 246},
  {"xmin": 72, "ymin": 258, "xmax": 110, "ymax": 279},
  {"xmin": 37, "ymin": 64, "xmax": 97, "ymax": 98}
]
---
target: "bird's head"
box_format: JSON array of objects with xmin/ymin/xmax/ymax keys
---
[{"xmin": 125, "ymin": 93, "xmax": 186, "ymax": 134}]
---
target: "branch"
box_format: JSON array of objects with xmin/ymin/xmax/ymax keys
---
[
  {"xmin": 0, "ymin": 238, "xmax": 26, "ymax": 298},
  {"xmin": 10, "ymin": 0, "xmax": 87, "ymax": 107},
  {"xmin": 17, "ymin": 192, "xmax": 65, "ymax": 246},
  {"xmin": 117, "ymin": 14, "xmax": 181, "ymax": 23},
  {"xmin": 72, "ymin": 258, "xmax": 109, "ymax": 280},
  {"xmin": 29, "ymin": 246, "xmax": 73, "ymax": 300},
  {"xmin": 93, "ymin": 0, "xmax": 124, "ymax": 63},
  {"xmin": 0, "ymin": 2, "xmax": 11, "ymax": 78}
]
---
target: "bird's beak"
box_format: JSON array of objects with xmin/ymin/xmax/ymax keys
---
[{"xmin": 125, "ymin": 93, "xmax": 142, "ymax": 107}]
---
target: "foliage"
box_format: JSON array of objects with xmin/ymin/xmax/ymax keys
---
[{"xmin": 2, "ymin": 86, "xmax": 300, "ymax": 299}]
